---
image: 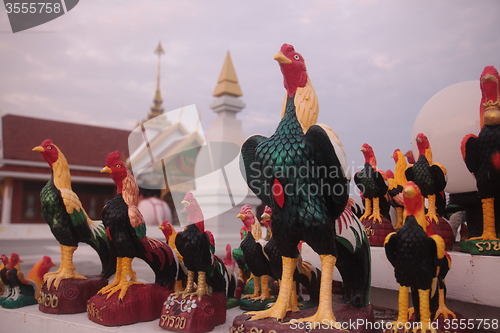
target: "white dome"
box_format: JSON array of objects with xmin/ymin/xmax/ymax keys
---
[{"xmin": 412, "ymin": 80, "xmax": 481, "ymax": 194}]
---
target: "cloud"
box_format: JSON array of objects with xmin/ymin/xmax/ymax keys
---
[{"xmin": 371, "ymin": 54, "xmax": 401, "ymax": 70}]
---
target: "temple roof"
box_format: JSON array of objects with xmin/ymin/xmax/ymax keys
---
[{"xmin": 213, "ymin": 51, "xmax": 243, "ymax": 97}]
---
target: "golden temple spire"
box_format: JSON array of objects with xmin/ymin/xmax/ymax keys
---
[
  {"xmin": 213, "ymin": 51, "xmax": 243, "ymax": 97},
  {"xmin": 149, "ymin": 42, "xmax": 165, "ymax": 119}
]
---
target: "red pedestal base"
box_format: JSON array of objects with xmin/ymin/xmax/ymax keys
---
[
  {"xmin": 362, "ymin": 217, "xmax": 394, "ymax": 246},
  {"xmin": 231, "ymin": 303, "xmax": 375, "ymax": 333},
  {"xmin": 87, "ymin": 283, "xmax": 170, "ymax": 326},
  {"xmin": 427, "ymin": 216, "xmax": 455, "ymax": 251},
  {"xmin": 159, "ymin": 292, "xmax": 227, "ymax": 333},
  {"xmin": 38, "ymin": 276, "xmax": 108, "ymax": 314}
]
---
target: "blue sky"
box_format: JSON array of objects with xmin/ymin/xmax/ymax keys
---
[{"xmin": 1, "ymin": 0, "xmax": 499, "ymax": 175}]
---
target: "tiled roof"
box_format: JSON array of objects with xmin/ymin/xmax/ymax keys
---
[{"xmin": 2, "ymin": 114, "xmax": 131, "ymax": 167}]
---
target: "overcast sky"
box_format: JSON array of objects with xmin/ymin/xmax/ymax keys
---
[{"xmin": 1, "ymin": 0, "xmax": 499, "ymax": 174}]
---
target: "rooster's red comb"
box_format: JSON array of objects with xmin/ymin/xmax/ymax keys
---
[
  {"xmin": 105, "ymin": 151, "xmax": 122, "ymax": 166},
  {"xmin": 240, "ymin": 204, "xmax": 252, "ymax": 214},
  {"xmin": 40, "ymin": 139, "xmax": 54, "ymax": 146},
  {"xmin": 280, "ymin": 43, "xmax": 295, "ymax": 54}
]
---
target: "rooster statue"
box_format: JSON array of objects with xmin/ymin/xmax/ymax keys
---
[
  {"xmin": 237, "ymin": 205, "xmax": 273, "ymax": 302},
  {"xmin": 384, "ymin": 182, "xmax": 454, "ymax": 332},
  {"xmin": 462, "ymin": 66, "xmax": 500, "ymax": 241},
  {"xmin": 33, "ymin": 139, "xmax": 116, "ymax": 289},
  {"xmin": 277, "ymin": 44, "xmax": 371, "ymax": 309},
  {"xmin": 388, "ymin": 149, "xmax": 408, "ymax": 229},
  {"xmin": 175, "ymin": 192, "xmax": 236, "ymax": 301},
  {"xmin": 261, "ymin": 206, "xmax": 273, "ymax": 241},
  {"xmin": 98, "ymin": 151, "xmax": 180, "ymax": 300},
  {"xmin": 0, "ymin": 255, "xmax": 8, "ymax": 298},
  {"xmin": 159, "ymin": 221, "xmax": 187, "ymax": 293},
  {"xmin": 241, "ymin": 43, "xmax": 353, "ymax": 324},
  {"xmin": 354, "ymin": 143, "xmax": 390, "ymax": 223},
  {"xmin": 405, "ymin": 150, "xmax": 416, "ymax": 165},
  {"xmin": 0, "ymin": 254, "xmax": 54, "ymax": 308},
  {"xmin": 405, "ymin": 133, "xmax": 447, "ymax": 223}
]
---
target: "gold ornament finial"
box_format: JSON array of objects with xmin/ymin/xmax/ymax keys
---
[{"xmin": 150, "ymin": 42, "xmax": 165, "ymax": 119}]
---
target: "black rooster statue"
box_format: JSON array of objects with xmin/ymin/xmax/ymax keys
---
[
  {"xmin": 87, "ymin": 151, "xmax": 181, "ymax": 326},
  {"xmin": 384, "ymin": 182, "xmax": 455, "ymax": 333},
  {"xmin": 462, "ymin": 65, "xmax": 500, "ymax": 249},
  {"xmin": 240, "ymin": 43, "xmax": 351, "ymax": 325},
  {"xmin": 98, "ymin": 151, "xmax": 180, "ymax": 300},
  {"xmin": 405, "ymin": 133, "xmax": 447, "ymax": 223},
  {"xmin": 354, "ymin": 143, "xmax": 390, "ymax": 223},
  {"xmin": 175, "ymin": 192, "xmax": 236, "ymax": 301}
]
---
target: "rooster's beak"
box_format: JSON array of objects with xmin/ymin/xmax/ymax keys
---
[
  {"xmin": 158, "ymin": 225, "xmax": 164, "ymax": 230},
  {"xmin": 360, "ymin": 147, "xmax": 366, "ymax": 152},
  {"xmin": 237, "ymin": 213, "xmax": 245, "ymax": 220},
  {"xmin": 416, "ymin": 137, "xmax": 422, "ymax": 143},
  {"xmin": 181, "ymin": 200, "xmax": 190, "ymax": 207},
  {"xmin": 100, "ymin": 166, "xmax": 112, "ymax": 173},
  {"xmin": 274, "ymin": 52, "xmax": 292, "ymax": 64},
  {"xmin": 32, "ymin": 146, "xmax": 44, "ymax": 152},
  {"xmin": 403, "ymin": 185, "xmax": 417, "ymax": 198},
  {"xmin": 261, "ymin": 212, "xmax": 270, "ymax": 220}
]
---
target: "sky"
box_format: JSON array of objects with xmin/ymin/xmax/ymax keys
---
[{"xmin": 1, "ymin": 0, "xmax": 499, "ymax": 175}]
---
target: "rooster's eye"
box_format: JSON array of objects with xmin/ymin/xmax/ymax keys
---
[
  {"xmin": 116, "ymin": 164, "xmax": 121, "ymax": 168},
  {"xmin": 294, "ymin": 55, "xmax": 300, "ymax": 60},
  {"xmin": 47, "ymin": 146, "xmax": 52, "ymax": 150}
]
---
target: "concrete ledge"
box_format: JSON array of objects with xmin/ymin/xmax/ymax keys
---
[{"xmin": 0, "ymin": 224, "xmax": 54, "ymax": 240}]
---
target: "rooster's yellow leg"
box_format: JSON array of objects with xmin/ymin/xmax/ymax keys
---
[
  {"xmin": 98, "ymin": 257, "xmax": 123, "ymax": 295},
  {"xmin": 414, "ymin": 289, "xmax": 437, "ymax": 333},
  {"xmin": 196, "ymin": 271, "xmax": 210, "ymax": 300},
  {"xmin": 246, "ymin": 256, "xmax": 295, "ymax": 322},
  {"xmin": 293, "ymin": 255, "xmax": 339, "ymax": 326},
  {"xmin": 252, "ymin": 275, "xmax": 275, "ymax": 301},
  {"xmin": 286, "ymin": 280, "xmax": 300, "ymax": 312},
  {"xmin": 470, "ymin": 198, "xmax": 499, "ymax": 240},
  {"xmin": 391, "ymin": 285, "xmax": 409, "ymax": 333},
  {"xmin": 243, "ymin": 276, "xmax": 261, "ymax": 299},
  {"xmin": 174, "ymin": 280, "xmax": 184, "ymax": 293},
  {"xmin": 360, "ymin": 199, "xmax": 372, "ymax": 221},
  {"xmin": 105, "ymin": 257, "xmax": 146, "ymax": 300},
  {"xmin": 44, "ymin": 245, "xmax": 86, "ymax": 289},
  {"xmin": 178, "ymin": 271, "xmax": 195, "ymax": 298},
  {"xmin": 426, "ymin": 195, "xmax": 439, "ymax": 223},
  {"xmin": 370, "ymin": 197, "xmax": 382, "ymax": 223},
  {"xmin": 238, "ymin": 270, "xmax": 246, "ymax": 284},
  {"xmin": 434, "ymin": 288, "xmax": 456, "ymax": 320},
  {"xmin": 395, "ymin": 207, "xmax": 404, "ymax": 229}
]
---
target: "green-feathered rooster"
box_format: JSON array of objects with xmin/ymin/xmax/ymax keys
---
[
  {"xmin": 241, "ymin": 44, "xmax": 351, "ymax": 324},
  {"xmin": 33, "ymin": 139, "xmax": 116, "ymax": 289}
]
